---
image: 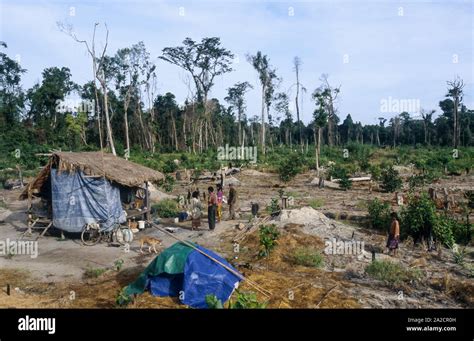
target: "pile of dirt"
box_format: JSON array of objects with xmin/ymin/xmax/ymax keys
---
[
  {"xmin": 278, "ymin": 207, "xmax": 329, "ymax": 226},
  {"xmin": 225, "ymin": 176, "xmax": 241, "ymax": 186},
  {"xmin": 148, "ymin": 182, "xmax": 174, "ymax": 203}
]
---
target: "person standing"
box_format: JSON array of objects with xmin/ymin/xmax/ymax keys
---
[
  {"xmin": 386, "ymin": 212, "xmax": 400, "ymax": 256},
  {"xmin": 228, "ymin": 183, "xmax": 237, "ymax": 220},
  {"xmin": 216, "ymin": 184, "xmax": 224, "ymax": 222},
  {"xmin": 207, "ymin": 186, "xmax": 217, "ymax": 231},
  {"xmin": 190, "ymin": 191, "xmax": 202, "ymax": 231}
]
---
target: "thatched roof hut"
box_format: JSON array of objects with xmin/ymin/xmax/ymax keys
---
[{"xmin": 20, "ymin": 151, "xmax": 164, "ymax": 200}]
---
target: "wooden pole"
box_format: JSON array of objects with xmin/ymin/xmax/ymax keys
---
[{"xmin": 145, "ymin": 182, "xmax": 150, "ymax": 222}]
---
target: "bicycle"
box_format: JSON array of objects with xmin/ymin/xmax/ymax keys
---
[{"xmin": 81, "ymin": 219, "xmax": 133, "ymax": 246}]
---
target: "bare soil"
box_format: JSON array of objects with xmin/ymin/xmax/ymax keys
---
[{"xmin": 0, "ymin": 169, "xmax": 472, "ymax": 308}]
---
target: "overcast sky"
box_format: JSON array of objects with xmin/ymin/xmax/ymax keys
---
[{"xmin": 1, "ymin": 0, "xmax": 472, "ymax": 125}]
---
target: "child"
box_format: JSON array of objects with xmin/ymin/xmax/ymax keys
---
[{"xmin": 216, "ymin": 184, "xmax": 223, "ymax": 222}]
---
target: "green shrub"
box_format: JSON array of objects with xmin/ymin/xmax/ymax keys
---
[
  {"xmin": 380, "ymin": 165, "xmax": 402, "ymax": 193},
  {"xmin": 258, "ymin": 224, "xmax": 280, "ymax": 257},
  {"xmin": 289, "ymin": 247, "xmax": 324, "ymax": 268},
  {"xmin": 162, "ymin": 159, "xmax": 178, "ymax": 173},
  {"xmin": 434, "ymin": 214, "xmax": 456, "ymax": 248},
  {"xmin": 206, "ymin": 294, "xmax": 224, "ymax": 309},
  {"xmin": 230, "ymin": 291, "xmax": 267, "ymax": 309},
  {"xmin": 338, "ymin": 174, "xmax": 353, "ymax": 191},
  {"xmin": 308, "ymin": 198, "xmax": 325, "ymax": 209},
  {"xmin": 401, "ymin": 194, "xmax": 455, "ymax": 248},
  {"xmin": 266, "ymin": 198, "xmax": 280, "ymax": 216},
  {"xmin": 115, "ymin": 287, "xmax": 133, "ymax": 307},
  {"xmin": 152, "ymin": 198, "xmax": 179, "ymax": 218},
  {"xmin": 452, "ymin": 246, "xmax": 466, "ymax": 265},
  {"xmin": 369, "ymin": 164, "xmax": 382, "ymax": 181},
  {"xmin": 277, "ymin": 153, "xmax": 303, "ymax": 182},
  {"xmin": 84, "ymin": 267, "xmax": 107, "ymax": 278},
  {"xmin": 367, "ymin": 198, "xmax": 391, "ymax": 231},
  {"xmin": 365, "ymin": 260, "xmax": 423, "ymax": 286},
  {"xmin": 158, "ymin": 174, "xmax": 175, "ymax": 193},
  {"xmin": 329, "ymin": 165, "xmax": 352, "ymax": 190}
]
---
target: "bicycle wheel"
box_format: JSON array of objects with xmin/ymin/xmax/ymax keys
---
[{"xmin": 81, "ymin": 224, "xmax": 101, "ymax": 246}]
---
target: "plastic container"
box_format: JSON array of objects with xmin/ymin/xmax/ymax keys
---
[{"xmin": 138, "ymin": 220, "xmax": 145, "ymax": 229}]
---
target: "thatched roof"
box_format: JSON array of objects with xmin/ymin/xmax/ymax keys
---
[{"xmin": 20, "ymin": 152, "xmax": 164, "ymax": 199}]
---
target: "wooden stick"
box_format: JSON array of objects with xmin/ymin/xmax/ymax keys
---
[
  {"xmin": 148, "ymin": 220, "xmax": 272, "ymax": 298},
  {"xmin": 315, "ymin": 284, "xmax": 338, "ymax": 308}
]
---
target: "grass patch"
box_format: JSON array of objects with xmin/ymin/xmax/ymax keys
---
[
  {"xmin": 308, "ymin": 198, "xmax": 325, "ymax": 209},
  {"xmin": 365, "ymin": 260, "xmax": 423, "ymax": 287},
  {"xmin": 288, "ymin": 247, "xmax": 324, "ymax": 268},
  {"xmin": 84, "ymin": 267, "xmax": 107, "ymax": 279},
  {"xmin": 152, "ymin": 198, "xmax": 179, "ymax": 218}
]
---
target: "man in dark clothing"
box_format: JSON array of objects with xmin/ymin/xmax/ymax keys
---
[
  {"xmin": 207, "ymin": 186, "xmax": 217, "ymax": 230},
  {"xmin": 228, "ymin": 183, "xmax": 237, "ymax": 220}
]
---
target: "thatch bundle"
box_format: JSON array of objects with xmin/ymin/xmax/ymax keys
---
[{"xmin": 20, "ymin": 152, "xmax": 164, "ymax": 199}]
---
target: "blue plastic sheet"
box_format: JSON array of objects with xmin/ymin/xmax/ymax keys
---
[
  {"xmin": 146, "ymin": 244, "xmax": 242, "ymax": 308},
  {"xmin": 51, "ymin": 169, "xmax": 126, "ymax": 232},
  {"xmin": 182, "ymin": 245, "xmax": 241, "ymax": 308}
]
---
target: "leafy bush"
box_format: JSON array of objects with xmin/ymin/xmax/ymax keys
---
[
  {"xmin": 380, "ymin": 165, "xmax": 402, "ymax": 193},
  {"xmin": 289, "ymin": 247, "xmax": 324, "ymax": 268},
  {"xmin": 152, "ymin": 198, "xmax": 179, "ymax": 218},
  {"xmin": 408, "ymin": 174, "xmax": 426, "ymax": 191},
  {"xmin": 206, "ymin": 294, "xmax": 224, "ymax": 309},
  {"xmin": 369, "ymin": 164, "xmax": 382, "ymax": 181},
  {"xmin": 114, "ymin": 259, "xmax": 124, "ymax": 272},
  {"xmin": 401, "ymin": 194, "xmax": 455, "ymax": 248},
  {"xmin": 229, "ymin": 291, "xmax": 267, "ymax": 309},
  {"xmin": 365, "ymin": 260, "xmax": 423, "ymax": 287},
  {"xmin": 162, "ymin": 159, "xmax": 178, "ymax": 173},
  {"xmin": 434, "ymin": 214, "xmax": 456, "ymax": 248},
  {"xmin": 158, "ymin": 174, "xmax": 175, "ymax": 193},
  {"xmin": 277, "ymin": 153, "xmax": 303, "ymax": 182},
  {"xmin": 258, "ymin": 224, "xmax": 280, "ymax": 257},
  {"xmin": 328, "ymin": 165, "xmax": 352, "ymax": 190},
  {"xmin": 266, "ymin": 198, "xmax": 280, "ymax": 217},
  {"xmin": 367, "ymin": 198, "xmax": 391, "ymax": 231},
  {"xmin": 452, "ymin": 246, "xmax": 466, "ymax": 265},
  {"xmin": 115, "ymin": 287, "xmax": 133, "ymax": 307},
  {"xmin": 338, "ymin": 174, "xmax": 353, "ymax": 191}
]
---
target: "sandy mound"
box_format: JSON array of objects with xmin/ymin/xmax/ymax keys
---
[
  {"xmin": 225, "ymin": 176, "xmax": 241, "ymax": 186},
  {"xmin": 278, "ymin": 207, "xmax": 329, "ymax": 225}
]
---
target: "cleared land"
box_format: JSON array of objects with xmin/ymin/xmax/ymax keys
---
[{"xmin": 0, "ymin": 168, "xmax": 473, "ymax": 308}]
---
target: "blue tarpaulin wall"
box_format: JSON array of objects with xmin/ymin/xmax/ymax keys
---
[
  {"xmin": 146, "ymin": 244, "xmax": 242, "ymax": 308},
  {"xmin": 51, "ymin": 168, "xmax": 126, "ymax": 232}
]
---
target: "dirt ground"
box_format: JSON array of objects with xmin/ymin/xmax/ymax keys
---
[{"xmin": 0, "ymin": 169, "xmax": 473, "ymax": 308}]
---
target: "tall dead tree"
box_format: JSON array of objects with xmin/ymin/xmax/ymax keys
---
[
  {"xmin": 447, "ymin": 77, "xmax": 464, "ymax": 148},
  {"xmin": 58, "ymin": 22, "xmax": 116, "ymax": 155}
]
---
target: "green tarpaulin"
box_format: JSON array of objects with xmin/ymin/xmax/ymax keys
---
[{"xmin": 124, "ymin": 241, "xmax": 195, "ymax": 296}]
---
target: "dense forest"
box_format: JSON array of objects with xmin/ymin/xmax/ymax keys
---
[{"xmin": 1, "ymin": 32, "xmax": 473, "ymax": 174}]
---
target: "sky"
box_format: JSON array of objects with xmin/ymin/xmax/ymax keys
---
[{"xmin": 0, "ymin": 0, "xmax": 472, "ymax": 125}]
